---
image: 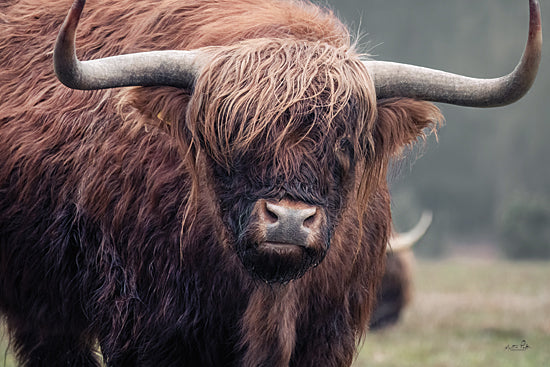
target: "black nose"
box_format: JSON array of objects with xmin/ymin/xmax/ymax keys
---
[{"xmin": 258, "ymin": 199, "xmax": 322, "ymax": 246}]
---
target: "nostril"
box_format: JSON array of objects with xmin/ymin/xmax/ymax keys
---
[
  {"xmin": 302, "ymin": 209, "xmax": 318, "ymax": 229},
  {"xmin": 264, "ymin": 202, "xmax": 279, "ymax": 224}
]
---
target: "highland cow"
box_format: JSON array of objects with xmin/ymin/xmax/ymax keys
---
[
  {"xmin": 370, "ymin": 212, "xmax": 432, "ymax": 330},
  {"xmin": 0, "ymin": 0, "xmax": 541, "ymax": 366}
]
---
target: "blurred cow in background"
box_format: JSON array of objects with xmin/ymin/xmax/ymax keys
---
[{"xmin": 370, "ymin": 212, "xmax": 432, "ymax": 330}]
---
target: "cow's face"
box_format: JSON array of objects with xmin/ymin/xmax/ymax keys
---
[
  {"xmin": 205, "ymin": 112, "xmax": 361, "ymax": 283},
  {"xmin": 182, "ymin": 39, "xmax": 376, "ymax": 283},
  {"xmin": 182, "ymin": 39, "xmax": 439, "ymax": 283}
]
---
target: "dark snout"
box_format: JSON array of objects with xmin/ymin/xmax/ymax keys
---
[
  {"xmin": 238, "ymin": 198, "xmax": 329, "ymax": 283},
  {"xmin": 260, "ymin": 200, "xmax": 322, "ymax": 247}
]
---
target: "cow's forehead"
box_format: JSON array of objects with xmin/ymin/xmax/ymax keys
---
[{"xmin": 187, "ymin": 38, "xmax": 376, "ymax": 167}]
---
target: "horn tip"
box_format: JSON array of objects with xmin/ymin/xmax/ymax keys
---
[
  {"xmin": 530, "ymin": 0, "xmax": 542, "ymax": 34},
  {"xmin": 54, "ymin": 0, "xmax": 87, "ymax": 89}
]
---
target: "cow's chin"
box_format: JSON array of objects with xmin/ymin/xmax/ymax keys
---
[{"xmin": 238, "ymin": 242, "xmax": 327, "ymax": 284}]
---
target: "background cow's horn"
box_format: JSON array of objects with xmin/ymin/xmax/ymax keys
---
[
  {"xmin": 365, "ymin": 0, "xmax": 542, "ymax": 107},
  {"xmin": 388, "ymin": 211, "xmax": 433, "ymax": 252},
  {"xmin": 54, "ymin": 0, "xmax": 206, "ymax": 90}
]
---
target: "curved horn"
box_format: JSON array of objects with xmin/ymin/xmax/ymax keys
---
[
  {"xmin": 388, "ymin": 211, "xmax": 433, "ymax": 252},
  {"xmin": 54, "ymin": 0, "xmax": 206, "ymax": 90},
  {"xmin": 365, "ymin": 0, "xmax": 542, "ymax": 107}
]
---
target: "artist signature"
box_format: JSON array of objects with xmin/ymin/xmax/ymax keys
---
[{"xmin": 504, "ymin": 340, "xmax": 530, "ymax": 351}]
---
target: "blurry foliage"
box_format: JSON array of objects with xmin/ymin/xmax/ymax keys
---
[
  {"xmin": 497, "ymin": 193, "xmax": 550, "ymax": 259},
  {"xmin": 318, "ymin": 0, "xmax": 550, "ymax": 257}
]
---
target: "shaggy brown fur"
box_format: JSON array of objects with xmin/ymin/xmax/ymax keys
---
[{"xmin": 0, "ymin": 0, "xmax": 441, "ymax": 366}]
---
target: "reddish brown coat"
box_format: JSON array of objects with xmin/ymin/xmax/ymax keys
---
[{"xmin": 0, "ymin": 1, "xmax": 441, "ymax": 366}]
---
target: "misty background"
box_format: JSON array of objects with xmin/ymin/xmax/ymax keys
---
[{"xmin": 316, "ymin": 0, "xmax": 549, "ymax": 258}]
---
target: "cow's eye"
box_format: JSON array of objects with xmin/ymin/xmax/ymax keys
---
[
  {"xmin": 335, "ymin": 137, "xmax": 353, "ymax": 177},
  {"xmin": 336, "ymin": 137, "xmax": 353, "ymax": 155}
]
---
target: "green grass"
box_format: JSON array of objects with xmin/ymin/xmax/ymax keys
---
[
  {"xmin": 353, "ymin": 258, "xmax": 550, "ymax": 367},
  {"xmin": 1, "ymin": 259, "xmax": 548, "ymax": 366}
]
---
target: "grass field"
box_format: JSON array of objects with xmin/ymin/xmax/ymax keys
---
[
  {"xmin": 353, "ymin": 258, "xmax": 550, "ymax": 367},
  {"xmin": 1, "ymin": 258, "xmax": 548, "ymax": 366}
]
